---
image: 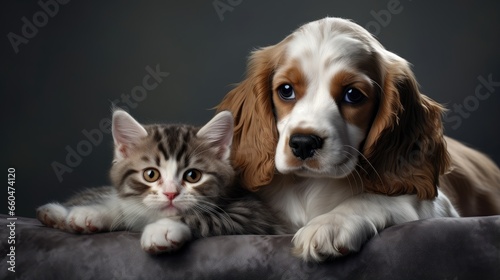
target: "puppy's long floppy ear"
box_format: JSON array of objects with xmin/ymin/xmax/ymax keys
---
[
  {"xmin": 361, "ymin": 53, "xmax": 451, "ymax": 199},
  {"xmin": 216, "ymin": 42, "xmax": 288, "ymax": 191}
]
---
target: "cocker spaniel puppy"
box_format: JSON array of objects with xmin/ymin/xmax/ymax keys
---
[{"xmin": 217, "ymin": 17, "xmax": 500, "ymax": 262}]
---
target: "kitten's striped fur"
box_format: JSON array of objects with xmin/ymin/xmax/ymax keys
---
[{"xmin": 37, "ymin": 110, "xmax": 286, "ymax": 253}]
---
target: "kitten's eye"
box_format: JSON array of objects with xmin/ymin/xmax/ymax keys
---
[
  {"xmin": 143, "ymin": 168, "xmax": 160, "ymax": 182},
  {"xmin": 343, "ymin": 87, "xmax": 365, "ymax": 104},
  {"xmin": 277, "ymin": 84, "xmax": 296, "ymax": 101},
  {"xmin": 183, "ymin": 169, "xmax": 202, "ymax": 183}
]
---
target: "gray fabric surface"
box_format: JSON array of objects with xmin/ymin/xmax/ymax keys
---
[{"xmin": 0, "ymin": 214, "xmax": 499, "ymax": 280}]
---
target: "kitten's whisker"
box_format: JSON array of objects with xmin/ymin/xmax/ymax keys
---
[
  {"xmin": 197, "ymin": 205, "xmax": 237, "ymax": 234},
  {"xmin": 113, "ymin": 200, "xmax": 152, "ymax": 231},
  {"xmin": 182, "ymin": 199, "xmax": 237, "ymax": 233}
]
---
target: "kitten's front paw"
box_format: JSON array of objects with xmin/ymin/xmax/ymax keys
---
[
  {"xmin": 36, "ymin": 203, "xmax": 69, "ymax": 230},
  {"xmin": 66, "ymin": 206, "xmax": 108, "ymax": 233},
  {"xmin": 141, "ymin": 219, "xmax": 192, "ymax": 254},
  {"xmin": 292, "ymin": 213, "xmax": 377, "ymax": 262}
]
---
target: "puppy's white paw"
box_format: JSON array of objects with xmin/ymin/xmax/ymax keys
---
[
  {"xmin": 36, "ymin": 203, "xmax": 69, "ymax": 230},
  {"xmin": 66, "ymin": 206, "xmax": 109, "ymax": 233},
  {"xmin": 292, "ymin": 213, "xmax": 377, "ymax": 262},
  {"xmin": 141, "ymin": 219, "xmax": 192, "ymax": 254}
]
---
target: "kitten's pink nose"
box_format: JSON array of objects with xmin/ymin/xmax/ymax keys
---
[{"xmin": 164, "ymin": 192, "xmax": 178, "ymax": 201}]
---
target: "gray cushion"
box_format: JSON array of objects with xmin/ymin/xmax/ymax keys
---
[{"xmin": 1, "ymin": 214, "xmax": 499, "ymax": 280}]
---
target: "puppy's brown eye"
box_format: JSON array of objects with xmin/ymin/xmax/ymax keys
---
[
  {"xmin": 278, "ymin": 84, "xmax": 296, "ymax": 101},
  {"xmin": 183, "ymin": 169, "xmax": 202, "ymax": 183},
  {"xmin": 343, "ymin": 87, "xmax": 365, "ymax": 104},
  {"xmin": 143, "ymin": 168, "xmax": 160, "ymax": 182}
]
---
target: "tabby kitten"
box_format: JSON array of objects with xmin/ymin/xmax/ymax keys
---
[{"xmin": 37, "ymin": 110, "xmax": 286, "ymax": 253}]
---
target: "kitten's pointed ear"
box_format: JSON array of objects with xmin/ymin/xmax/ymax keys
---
[
  {"xmin": 197, "ymin": 111, "xmax": 234, "ymax": 161},
  {"xmin": 112, "ymin": 110, "xmax": 148, "ymax": 159}
]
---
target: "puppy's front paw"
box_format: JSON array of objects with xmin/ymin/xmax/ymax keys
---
[
  {"xmin": 292, "ymin": 213, "xmax": 377, "ymax": 262},
  {"xmin": 36, "ymin": 203, "xmax": 68, "ymax": 230},
  {"xmin": 66, "ymin": 206, "xmax": 108, "ymax": 233},
  {"xmin": 141, "ymin": 219, "xmax": 192, "ymax": 254}
]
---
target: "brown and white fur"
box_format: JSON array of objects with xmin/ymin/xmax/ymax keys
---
[{"xmin": 216, "ymin": 17, "xmax": 500, "ymax": 262}]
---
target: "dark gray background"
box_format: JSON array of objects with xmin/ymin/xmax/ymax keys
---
[{"xmin": 2, "ymin": 0, "xmax": 499, "ymax": 218}]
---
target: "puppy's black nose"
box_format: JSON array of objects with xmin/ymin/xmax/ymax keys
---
[{"xmin": 289, "ymin": 134, "xmax": 323, "ymax": 160}]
